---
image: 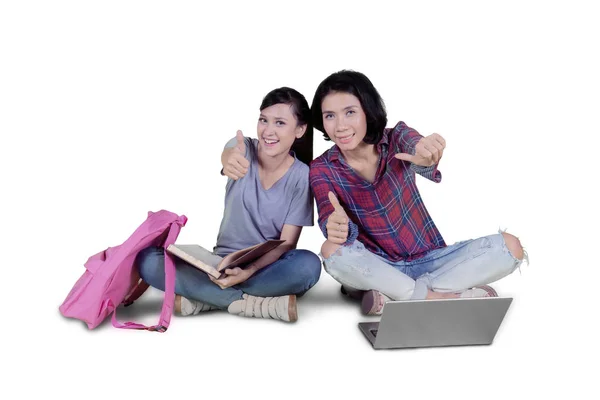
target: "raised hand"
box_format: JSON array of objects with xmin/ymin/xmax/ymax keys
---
[
  {"xmin": 394, "ymin": 133, "xmax": 446, "ymax": 167},
  {"xmin": 326, "ymin": 191, "xmax": 349, "ymax": 244},
  {"xmin": 222, "ymin": 130, "xmax": 250, "ymax": 180}
]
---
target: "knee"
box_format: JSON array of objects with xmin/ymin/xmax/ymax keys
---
[
  {"xmin": 501, "ymin": 232, "xmax": 524, "ymax": 260},
  {"xmin": 321, "ymin": 240, "xmax": 342, "ymax": 259},
  {"xmin": 136, "ymin": 246, "xmax": 165, "ymax": 282},
  {"xmin": 291, "ymin": 250, "xmax": 322, "ymax": 283}
]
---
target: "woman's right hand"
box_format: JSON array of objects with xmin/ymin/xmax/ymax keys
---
[
  {"xmin": 326, "ymin": 191, "xmax": 349, "ymax": 244},
  {"xmin": 221, "ymin": 130, "xmax": 250, "ymax": 180}
]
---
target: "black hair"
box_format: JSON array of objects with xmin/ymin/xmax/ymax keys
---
[
  {"xmin": 259, "ymin": 87, "xmax": 313, "ymax": 165},
  {"xmin": 311, "ymin": 70, "xmax": 387, "ymax": 145}
]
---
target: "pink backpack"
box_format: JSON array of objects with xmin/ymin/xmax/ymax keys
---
[{"xmin": 59, "ymin": 209, "xmax": 187, "ymax": 332}]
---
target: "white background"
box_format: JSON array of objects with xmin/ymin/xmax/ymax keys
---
[{"xmin": 1, "ymin": 1, "xmax": 598, "ymax": 399}]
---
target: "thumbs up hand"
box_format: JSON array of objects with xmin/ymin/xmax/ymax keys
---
[
  {"xmin": 222, "ymin": 130, "xmax": 250, "ymax": 180},
  {"xmin": 325, "ymin": 191, "xmax": 350, "ymax": 244},
  {"xmin": 234, "ymin": 129, "xmax": 246, "ymax": 154},
  {"xmin": 394, "ymin": 133, "xmax": 446, "ymax": 167}
]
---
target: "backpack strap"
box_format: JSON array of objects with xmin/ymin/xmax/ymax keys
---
[{"xmin": 111, "ymin": 215, "xmax": 187, "ymax": 332}]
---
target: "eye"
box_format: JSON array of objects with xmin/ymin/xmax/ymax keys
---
[
  {"xmin": 258, "ymin": 117, "xmax": 267, "ymax": 123},
  {"xmin": 346, "ymin": 110, "xmax": 355, "ymax": 116},
  {"xmin": 324, "ymin": 113, "xmax": 334, "ymax": 120},
  {"xmin": 276, "ymin": 121, "xmax": 286, "ymax": 126}
]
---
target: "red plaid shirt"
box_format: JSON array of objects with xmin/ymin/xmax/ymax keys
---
[{"xmin": 309, "ymin": 121, "xmax": 447, "ymax": 262}]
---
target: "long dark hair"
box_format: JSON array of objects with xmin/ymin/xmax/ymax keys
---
[
  {"xmin": 260, "ymin": 87, "xmax": 313, "ymax": 165},
  {"xmin": 311, "ymin": 70, "xmax": 387, "ymax": 145}
]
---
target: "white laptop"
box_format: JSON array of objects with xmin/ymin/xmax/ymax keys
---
[{"xmin": 359, "ymin": 297, "xmax": 513, "ymax": 350}]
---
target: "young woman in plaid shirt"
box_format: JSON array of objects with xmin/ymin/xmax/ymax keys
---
[{"xmin": 309, "ymin": 70, "xmax": 528, "ymax": 315}]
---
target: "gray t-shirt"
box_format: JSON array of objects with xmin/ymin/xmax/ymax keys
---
[{"xmin": 213, "ymin": 136, "xmax": 313, "ymax": 257}]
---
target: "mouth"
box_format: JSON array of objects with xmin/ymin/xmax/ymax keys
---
[
  {"xmin": 337, "ymin": 133, "xmax": 355, "ymax": 145},
  {"xmin": 263, "ymin": 138, "xmax": 280, "ymax": 147}
]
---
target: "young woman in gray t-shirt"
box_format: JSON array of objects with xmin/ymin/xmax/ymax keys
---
[{"xmin": 136, "ymin": 87, "xmax": 321, "ymax": 323}]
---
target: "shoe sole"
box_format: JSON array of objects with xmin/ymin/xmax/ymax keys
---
[
  {"xmin": 361, "ymin": 290, "xmax": 382, "ymax": 316},
  {"xmin": 288, "ymin": 295, "xmax": 298, "ymax": 322},
  {"xmin": 479, "ymin": 285, "xmax": 498, "ymax": 297},
  {"xmin": 459, "ymin": 285, "xmax": 499, "ymax": 298}
]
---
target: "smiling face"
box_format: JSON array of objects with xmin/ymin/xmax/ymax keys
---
[
  {"xmin": 321, "ymin": 92, "xmax": 368, "ymax": 151},
  {"xmin": 256, "ymin": 103, "xmax": 306, "ymax": 158}
]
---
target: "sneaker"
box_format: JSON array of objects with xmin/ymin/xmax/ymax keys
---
[
  {"xmin": 175, "ymin": 295, "xmax": 218, "ymax": 316},
  {"xmin": 361, "ymin": 290, "xmax": 392, "ymax": 316},
  {"xmin": 227, "ymin": 294, "xmax": 298, "ymax": 322},
  {"xmin": 340, "ymin": 285, "xmax": 365, "ymax": 301},
  {"xmin": 458, "ymin": 285, "xmax": 498, "ymax": 298}
]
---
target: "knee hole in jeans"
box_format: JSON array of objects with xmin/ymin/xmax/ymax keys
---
[{"xmin": 501, "ymin": 232, "xmax": 524, "ymax": 260}]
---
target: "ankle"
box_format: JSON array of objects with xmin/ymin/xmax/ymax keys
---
[{"xmin": 426, "ymin": 290, "xmax": 459, "ymax": 300}]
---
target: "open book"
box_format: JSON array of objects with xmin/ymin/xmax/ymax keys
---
[{"xmin": 166, "ymin": 240, "xmax": 286, "ymax": 279}]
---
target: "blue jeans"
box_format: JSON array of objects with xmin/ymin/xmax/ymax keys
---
[
  {"xmin": 322, "ymin": 232, "xmax": 526, "ymax": 300},
  {"xmin": 136, "ymin": 246, "xmax": 321, "ymax": 309}
]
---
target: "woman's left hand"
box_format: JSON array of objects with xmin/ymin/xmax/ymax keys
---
[
  {"xmin": 395, "ymin": 133, "xmax": 446, "ymax": 167},
  {"xmin": 209, "ymin": 267, "xmax": 253, "ymax": 289}
]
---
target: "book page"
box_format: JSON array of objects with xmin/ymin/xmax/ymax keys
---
[
  {"xmin": 218, "ymin": 240, "xmax": 285, "ymax": 271},
  {"xmin": 167, "ymin": 244, "xmax": 223, "ymax": 279}
]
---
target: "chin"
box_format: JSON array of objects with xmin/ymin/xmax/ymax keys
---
[
  {"xmin": 259, "ymin": 145, "xmax": 283, "ymax": 157},
  {"xmin": 336, "ymin": 139, "xmax": 359, "ymax": 151}
]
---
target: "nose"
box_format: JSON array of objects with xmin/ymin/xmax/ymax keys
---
[
  {"xmin": 265, "ymin": 122, "xmax": 278, "ymax": 136},
  {"xmin": 257, "ymin": 122, "xmax": 274, "ymax": 137},
  {"xmin": 335, "ymin": 116, "xmax": 349, "ymax": 132}
]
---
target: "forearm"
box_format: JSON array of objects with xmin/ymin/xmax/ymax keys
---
[
  {"xmin": 394, "ymin": 123, "xmax": 422, "ymax": 155},
  {"xmin": 410, "ymin": 163, "xmax": 442, "ymax": 182},
  {"xmin": 246, "ymin": 243, "xmax": 296, "ymax": 275},
  {"xmin": 310, "ymin": 167, "xmax": 360, "ymax": 245},
  {"xmin": 393, "ymin": 122, "xmax": 443, "ymax": 182}
]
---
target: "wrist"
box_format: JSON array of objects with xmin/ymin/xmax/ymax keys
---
[
  {"xmin": 326, "ymin": 238, "xmax": 344, "ymax": 246},
  {"xmin": 246, "ymin": 264, "xmax": 259, "ymax": 275}
]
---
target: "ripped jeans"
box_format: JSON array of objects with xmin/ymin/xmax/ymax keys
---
[{"xmin": 321, "ymin": 232, "xmax": 527, "ymax": 300}]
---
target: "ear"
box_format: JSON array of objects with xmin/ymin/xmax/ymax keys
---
[{"xmin": 295, "ymin": 124, "xmax": 306, "ymax": 139}]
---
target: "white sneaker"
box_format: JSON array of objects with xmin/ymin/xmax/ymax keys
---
[
  {"xmin": 459, "ymin": 285, "xmax": 498, "ymax": 298},
  {"xmin": 175, "ymin": 295, "xmax": 219, "ymax": 316},
  {"xmin": 227, "ymin": 294, "xmax": 298, "ymax": 322}
]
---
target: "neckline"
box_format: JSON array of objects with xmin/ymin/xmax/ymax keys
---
[
  {"xmin": 257, "ymin": 154, "xmax": 297, "ymax": 192},
  {"xmin": 336, "ymin": 145, "xmax": 385, "ymax": 187}
]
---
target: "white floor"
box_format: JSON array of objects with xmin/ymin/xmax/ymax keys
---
[{"xmin": 22, "ymin": 262, "xmax": 590, "ymax": 400}]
